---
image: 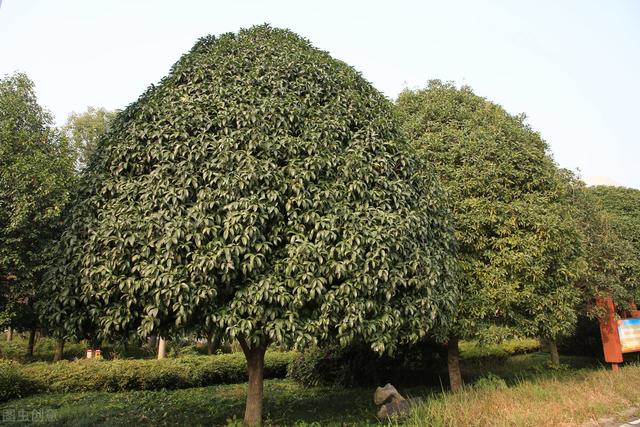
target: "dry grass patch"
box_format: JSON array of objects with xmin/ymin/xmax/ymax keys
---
[{"xmin": 404, "ymin": 364, "xmax": 640, "ymax": 427}]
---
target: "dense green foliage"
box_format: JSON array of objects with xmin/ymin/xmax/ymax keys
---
[
  {"xmin": 396, "ymin": 81, "xmax": 583, "ymax": 343},
  {"xmin": 42, "ymin": 26, "xmax": 457, "ymax": 355},
  {"xmin": 63, "ymin": 106, "xmax": 117, "ymax": 170},
  {"xmin": 563, "ymin": 184, "xmax": 640, "ymax": 359},
  {"xmin": 0, "ymin": 72, "xmax": 76, "ymax": 333},
  {"xmin": 586, "ymin": 185, "xmax": 640, "ymax": 303},
  {"xmin": 566, "ymin": 180, "xmax": 639, "ymax": 311},
  {"xmin": 0, "ymin": 351, "xmax": 296, "ymax": 402}
]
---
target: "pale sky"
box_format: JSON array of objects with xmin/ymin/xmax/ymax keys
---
[{"xmin": 1, "ymin": 0, "xmax": 638, "ymax": 188}]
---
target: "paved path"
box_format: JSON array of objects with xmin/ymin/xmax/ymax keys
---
[
  {"xmin": 619, "ymin": 418, "xmax": 640, "ymax": 427},
  {"xmin": 582, "ymin": 408, "xmax": 640, "ymax": 427}
]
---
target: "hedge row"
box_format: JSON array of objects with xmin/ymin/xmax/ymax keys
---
[
  {"xmin": 0, "ymin": 351, "xmax": 297, "ymax": 402},
  {"xmin": 0, "ymin": 361, "xmax": 42, "ymax": 402}
]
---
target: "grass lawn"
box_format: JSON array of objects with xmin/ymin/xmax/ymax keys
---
[
  {"xmin": 405, "ymin": 362, "xmax": 640, "ymax": 427},
  {"xmin": 3, "ymin": 350, "xmax": 636, "ymax": 426},
  {"xmin": 0, "ymin": 379, "xmax": 385, "ymax": 426},
  {"xmin": 3, "ymin": 338, "xmax": 639, "ymax": 426}
]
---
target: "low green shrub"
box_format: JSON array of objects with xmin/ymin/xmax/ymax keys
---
[
  {"xmin": 459, "ymin": 338, "xmax": 542, "ymax": 360},
  {"xmin": 473, "ymin": 372, "xmax": 508, "ymax": 390},
  {"xmin": 1, "ymin": 351, "xmax": 296, "ymax": 401},
  {"xmin": 0, "ymin": 360, "xmax": 43, "ymax": 402}
]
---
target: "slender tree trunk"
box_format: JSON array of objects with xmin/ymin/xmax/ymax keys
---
[
  {"xmin": 207, "ymin": 334, "xmax": 214, "ymax": 355},
  {"xmin": 447, "ymin": 336, "xmax": 463, "ymax": 392},
  {"xmin": 548, "ymin": 338, "xmax": 560, "ymax": 366},
  {"xmin": 26, "ymin": 327, "xmax": 36, "ymax": 356},
  {"xmin": 157, "ymin": 337, "xmax": 166, "ymax": 359},
  {"xmin": 207, "ymin": 332, "xmax": 221, "ymax": 355},
  {"xmin": 91, "ymin": 337, "xmax": 101, "ymax": 352},
  {"xmin": 6, "ymin": 328, "xmax": 12, "ymax": 342},
  {"xmin": 53, "ymin": 338, "xmax": 65, "ymax": 362},
  {"xmin": 239, "ymin": 338, "xmax": 267, "ymax": 426},
  {"xmin": 148, "ymin": 335, "xmax": 157, "ymax": 350}
]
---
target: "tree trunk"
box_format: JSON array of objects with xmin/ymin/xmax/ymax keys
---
[
  {"xmin": 6, "ymin": 328, "xmax": 12, "ymax": 341},
  {"xmin": 157, "ymin": 336, "xmax": 166, "ymax": 359},
  {"xmin": 207, "ymin": 332, "xmax": 221, "ymax": 355},
  {"xmin": 26, "ymin": 327, "xmax": 36, "ymax": 356},
  {"xmin": 548, "ymin": 338, "xmax": 560, "ymax": 366},
  {"xmin": 91, "ymin": 337, "xmax": 101, "ymax": 352},
  {"xmin": 239, "ymin": 338, "xmax": 267, "ymax": 426},
  {"xmin": 53, "ymin": 338, "xmax": 65, "ymax": 362},
  {"xmin": 207, "ymin": 335, "xmax": 214, "ymax": 355},
  {"xmin": 148, "ymin": 335, "xmax": 157, "ymax": 350},
  {"xmin": 447, "ymin": 336, "xmax": 463, "ymax": 392}
]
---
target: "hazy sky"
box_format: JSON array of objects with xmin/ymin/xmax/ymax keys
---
[{"xmin": 1, "ymin": 0, "xmax": 638, "ymax": 188}]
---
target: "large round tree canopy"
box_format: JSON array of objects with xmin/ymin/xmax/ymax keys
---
[
  {"xmin": 396, "ymin": 81, "xmax": 582, "ymax": 342},
  {"xmin": 43, "ymin": 26, "xmax": 456, "ymax": 352}
]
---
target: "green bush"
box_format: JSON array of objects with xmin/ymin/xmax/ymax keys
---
[
  {"xmin": 459, "ymin": 338, "xmax": 542, "ymax": 360},
  {"xmin": 473, "ymin": 373, "xmax": 508, "ymax": 391},
  {"xmin": 1, "ymin": 351, "xmax": 296, "ymax": 401},
  {"xmin": 0, "ymin": 360, "xmax": 42, "ymax": 402}
]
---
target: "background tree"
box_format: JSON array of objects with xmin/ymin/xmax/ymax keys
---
[
  {"xmin": 43, "ymin": 26, "xmax": 457, "ymax": 425},
  {"xmin": 396, "ymin": 81, "xmax": 583, "ymax": 387},
  {"xmin": 63, "ymin": 106, "xmax": 116, "ymax": 170},
  {"xmin": 0, "ymin": 72, "xmax": 76, "ymax": 356},
  {"xmin": 553, "ymin": 181, "xmax": 640, "ymax": 357},
  {"xmin": 586, "ymin": 185, "xmax": 640, "ymax": 303}
]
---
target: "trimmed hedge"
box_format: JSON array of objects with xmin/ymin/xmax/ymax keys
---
[
  {"xmin": 0, "ymin": 351, "xmax": 297, "ymax": 402},
  {"xmin": 0, "ymin": 361, "xmax": 43, "ymax": 402}
]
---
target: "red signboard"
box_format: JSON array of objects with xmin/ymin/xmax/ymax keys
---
[{"xmin": 597, "ymin": 297, "xmax": 640, "ymax": 370}]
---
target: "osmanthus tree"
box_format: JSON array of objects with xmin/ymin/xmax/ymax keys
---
[
  {"xmin": 586, "ymin": 185, "xmax": 640, "ymax": 303},
  {"xmin": 0, "ymin": 72, "xmax": 77, "ymax": 356},
  {"xmin": 548, "ymin": 180, "xmax": 640, "ymax": 357},
  {"xmin": 396, "ymin": 81, "xmax": 583, "ymax": 388},
  {"xmin": 42, "ymin": 26, "xmax": 457, "ymax": 425}
]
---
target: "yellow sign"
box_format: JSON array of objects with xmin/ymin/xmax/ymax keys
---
[{"xmin": 618, "ymin": 319, "xmax": 640, "ymax": 353}]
